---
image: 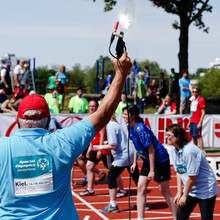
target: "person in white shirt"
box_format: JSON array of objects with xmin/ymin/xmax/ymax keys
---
[
  {"xmin": 13, "ymin": 60, "xmax": 25, "ymax": 88},
  {"xmin": 0, "ymin": 60, "xmax": 12, "ymax": 95}
]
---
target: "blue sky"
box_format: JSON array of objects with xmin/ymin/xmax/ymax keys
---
[{"xmin": 0, "ymin": 0, "xmax": 219, "ymax": 74}]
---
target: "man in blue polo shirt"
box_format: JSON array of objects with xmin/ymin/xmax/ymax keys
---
[{"xmin": 0, "ymin": 52, "xmax": 132, "ymax": 220}]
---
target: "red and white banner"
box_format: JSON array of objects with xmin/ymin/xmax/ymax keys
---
[{"xmin": 0, "ymin": 114, "xmax": 220, "ymax": 148}]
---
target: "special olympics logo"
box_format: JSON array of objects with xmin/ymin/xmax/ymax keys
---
[{"xmin": 37, "ymin": 158, "xmax": 49, "ymax": 170}]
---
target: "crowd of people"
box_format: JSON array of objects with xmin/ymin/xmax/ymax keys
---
[{"xmin": 0, "ymin": 54, "xmax": 218, "ymax": 220}]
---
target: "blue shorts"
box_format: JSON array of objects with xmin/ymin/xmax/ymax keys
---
[{"xmin": 190, "ymin": 123, "xmax": 201, "ymax": 137}]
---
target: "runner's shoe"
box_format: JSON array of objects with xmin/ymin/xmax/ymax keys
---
[
  {"xmin": 133, "ymin": 203, "xmax": 150, "ymax": 211},
  {"xmin": 79, "ymin": 189, "xmax": 94, "ymax": 196},
  {"xmin": 98, "ymin": 172, "xmax": 106, "ymax": 181},
  {"xmin": 116, "ymin": 189, "xmax": 127, "ymax": 198},
  {"xmin": 101, "ymin": 204, "xmax": 119, "ymax": 213}
]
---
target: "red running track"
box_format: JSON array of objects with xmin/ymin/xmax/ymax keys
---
[{"xmin": 72, "ymin": 160, "xmax": 220, "ymax": 220}]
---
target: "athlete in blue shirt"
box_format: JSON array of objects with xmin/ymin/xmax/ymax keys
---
[
  {"xmin": 0, "ymin": 52, "xmax": 132, "ymax": 220},
  {"xmin": 166, "ymin": 124, "xmax": 219, "ymax": 220},
  {"xmin": 122, "ymin": 105, "xmax": 177, "ymax": 220}
]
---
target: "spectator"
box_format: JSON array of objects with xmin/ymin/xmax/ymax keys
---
[
  {"xmin": 22, "ymin": 63, "xmax": 30, "ymax": 90},
  {"xmin": 115, "ymin": 92, "xmax": 130, "ymax": 114},
  {"xmin": 0, "ymin": 88, "xmax": 17, "ymax": 113},
  {"xmin": 13, "ymin": 85, "xmax": 29, "ymax": 101},
  {"xmin": 0, "ymin": 60, "xmax": 13, "ymax": 96},
  {"xmin": 156, "ymin": 94, "xmax": 177, "ymax": 115},
  {"xmin": 137, "ymin": 71, "xmax": 146, "ymax": 114},
  {"xmin": 0, "ymin": 51, "xmax": 132, "ymax": 219},
  {"xmin": 44, "ymin": 84, "xmax": 63, "ymax": 114},
  {"xmin": 47, "ymin": 72, "xmax": 56, "ymax": 88},
  {"xmin": 128, "ymin": 60, "xmax": 140, "ymax": 102},
  {"xmin": 13, "ymin": 60, "xmax": 25, "ymax": 88},
  {"xmin": 166, "ymin": 124, "xmax": 219, "ymax": 220},
  {"xmin": 179, "ymin": 69, "xmax": 192, "ymax": 114},
  {"xmin": 188, "ymin": 87, "xmax": 206, "ymax": 153},
  {"xmin": 55, "ymin": 65, "xmax": 70, "ymax": 111},
  {"xmin": 103, "ymin": 70, "xmax": 114, "ymax": 95},
  {"xmin": 147, "ymin": 79, "xmax": 159, "ymax": 102},
  {"xmin": 123, "ymin": 105, "xmax": 177, "ymax": 220},
  {"xmin": 93, "ymin": 115, "xmax": 139, "ymax": 213},
  {"xmin": 128, "ymin": 60, "xmax": 141, "ymax": 86},
  {"xmin": 156, "ymin": 72, "xmax": 167, "ymax": 108},
  {"xmin": 144, "ymin": 66, "xmax": 150, "ymax": 93},
  {"xmin": 170, "ymin": 68, "xmax": 179, "ymax": 106},
  {"xmin": 68, "ymin": 87, "xmax": 88, "ymax": 113}
]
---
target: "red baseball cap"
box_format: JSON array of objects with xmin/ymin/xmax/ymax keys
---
[{"xmin": 17, "ymin": 95, "xmax": 50, "ymax": 120}]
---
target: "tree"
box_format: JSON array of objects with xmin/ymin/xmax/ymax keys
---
[
  {"xmin": 85, "ymin": 56, "xmax": 114, "ymax": 93},
  {"xmin": 35, "ymin": 67, "xmax": 55, "ymax": 94},
  {"xmin": 68, "ymin": 64, "xmax": 87, "ymax": 92},
  {"xmin": 138, "ymin": 60, "xmax": 167, "ymax": 77},
  {"xmin": 198, "ymin": 68, "xmax": 220, "ymax": 98},
  {"xmin": 97, "ymin": 0, "xmax": 212, "ymax": 73}
]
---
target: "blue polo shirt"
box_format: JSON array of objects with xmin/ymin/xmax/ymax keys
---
[
  {"xmin": 179, "ymin": 78, "xmax": 191, "ymax": 97},
  {"xmin": 171, "ymin": 143, "xmax": 219, "ymax": 199},
  {"xmin": 129, "ymin": 121, "xmax": 169, "ymax": 164},
  {"xmin": 0, "ymin": 118, "xmax": 95, "ymax": 219}
]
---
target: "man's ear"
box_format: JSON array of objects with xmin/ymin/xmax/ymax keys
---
[{"xmin": 16, "ymin": 115, "xmax": 20, "ymax": 129}]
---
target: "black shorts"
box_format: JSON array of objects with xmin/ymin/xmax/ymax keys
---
[
  {"xmin": 57, "ymin": 83, "xmax": 66, "ymax": 94},
  {"xmin": 88, "ymin": 150, "xmax": 113, "ymax": 168},
  {"xmin": 140, "ymin": 159, "xmax": 171, "ymax": 182},
  {"xmin": 81, "ymin": 146, "xmax": 89, "ymax": 158}
]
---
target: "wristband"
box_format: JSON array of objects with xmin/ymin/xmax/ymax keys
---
[
  {"xmin": 88, "ymin": 146, "xmax": 92, "ymax": 151},
  {"xmin": 98, "ymin": 145, "xmax": 104, "ymax": 150}
]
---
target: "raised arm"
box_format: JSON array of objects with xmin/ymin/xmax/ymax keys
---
[{"xmin": 87, "ymin": 52, "xmax": 132, "ymax": 134}]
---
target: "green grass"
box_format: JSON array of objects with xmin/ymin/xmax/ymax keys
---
[
  {"xmin": 144, "ymin": 103, "xmax": 157, "ymax": 114},
  {"xmin": 205, "ymin": 148, "xmax": 220, "ymax": 154}
]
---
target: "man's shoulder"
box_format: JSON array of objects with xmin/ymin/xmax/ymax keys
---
[
  {"xmin": 82, "ymin": 96, "xmax": 88, "ymax": 102},
  {"xmin": 14, "ymin": 65, "xmax": 21, "ymax": 71},
  {"xmin": 57, "ymin": 93, "xmax": 63, "ymax": 98},
  {"xmin": 44, "ymin": 93, "xmax": 51, "ymax": 98},
  {"xmin": 198, "ymin": 96, "xmax": 205, "ymax": 102},
  {"xmin": 71, "ymin": 95, "xmax": 77, "ymax": 100}
]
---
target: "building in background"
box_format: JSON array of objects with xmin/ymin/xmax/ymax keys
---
[{"xmin": 209, "ymin": 57, "xmax": 220, "ymax": 69}]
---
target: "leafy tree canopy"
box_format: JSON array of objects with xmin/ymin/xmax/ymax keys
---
[
  {"xmin": 137, "ymin": 60, "xmax": 167, "ymax": 77},
  {"xmin": 198, "ymin": 68, "xmax": 220, "ymax": 98},
  {"xmin": 96, "ymin": 0, "xmax": 212, "ymax": 72},
  {"xmin": 148, "ymin": 0, "xmax": 212, "ymax": 33}
]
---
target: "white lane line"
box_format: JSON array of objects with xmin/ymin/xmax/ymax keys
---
[
  {"xmin": 73, "ymin": 185, "xmax": 179, "ymax": 193},
  {"xmin": 72, "ymin": 191, "xmax": 109, "ymax": 220},
  {"xmin": 83, "ymin": 216, "xmax": 90, "ymax": 220}
]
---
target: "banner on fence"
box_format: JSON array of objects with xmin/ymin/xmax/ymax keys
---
[{"xmin": 0, "ymin": 114, "xmax": 220, "ymax": 148}]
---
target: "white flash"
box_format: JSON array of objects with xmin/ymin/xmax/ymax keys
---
[{"xmin": 119, "ymin": 14, "xmax": 131, "ymax": 30}]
